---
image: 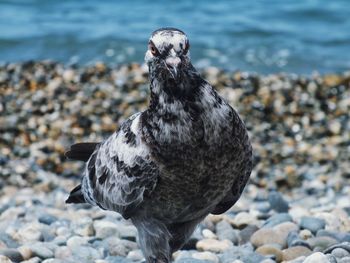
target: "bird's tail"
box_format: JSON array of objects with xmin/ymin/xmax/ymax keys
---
[
  {"xmin": 66, "ymin": 184, "xmax": 86, "ymax": 204},
  {"xmin": 65, "ymin": 142, "xmax": 99, "ymax": 162}
]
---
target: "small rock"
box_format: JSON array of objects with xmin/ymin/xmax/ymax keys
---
[
  {"xmin": 0, "ymin": 249, "xmax": 23, "ymax": 262},
  {"xmin": 331, "ymin": 247, "xmax": 350, "ymax": 258},
  {"xmin": 21, "ymin": 257, "xmax": 41, "ymax": 263},
  {"xmin": 0, "ymin": 255, "xmax": 13, "ymax": 263},
  {"xmin": 232, "ymin": 212, "xmax": 259, "ymax": 228},
  {"xmin": 66, "ymin": 236, "xmax": 88, "ymax": 249},
  {"xmin": 175, "ymin": 258, "xmax": 211, "ymax": 263},
  {"xmin": 338, "ymin": 257, "xmax": 350, "ymax": 263},
  {"xmin": 268, "ymin": 191, "xmax": 289, "ymax": 213},
  {"xmin": 256, "ymin": 244, "xmax": 283, "ymax": 262},
  {"xmin": 196, "ymin": 239, "xmax": 233, "ymax": 253},
  {"xmin": 215, "ymin": 220, "xmax": 239, "ymax": 244},
  {"xmin": 94, "ymin": 220, "xmax": 119, "ymax": 239},
  {"xmin": 107, "ymin": 237, "xmax": 138, "ymax": 256},
  {"xmin": 239, "ymin": 225, "xmax": 259, "ymax": 244},
  {"xmin": 282, "ymin": 246, "xmax": 312, "ymax": 261},
  {"xmin": 17, "ymin": 245, "xmax": 33, "ymax": 260},
  {"xmin": 30, "ymin": 243, "xmax": 54, "ymax": 259},
  {"xmin": 307, "ymin": 236, "xmax": 338, "ymax": 250},
  {"xmin": 73, "ymin": 217, "xmax": 94, "ymax": 237},
  {"xmin": 250, "ymin": 228, "xmax": 285, "ymax": 248},
  {"xmin": 273, "ymin": 222, "xmax": 299, "ymax": 244},
  {"xmin": 220, "ymin": 246, "xmax": 265, "ymax": 263},
  {"xmin": 15, "ymin": 224, "xmax": 43, "ymax": 243},
  {"xmin": 192, "ymin": 251, "xmax": 219, "ymax": 263},
  {"xmin": 71, "ymin": 246, "xmax": 101, "ymax": 261},
  {"xmin": 303, "ymin": 252, "xmax": 330, "ymax": 263},
  {"xmin": 300, "ymin": 229, "xmax": 313, "ymax": 240},
  {"xmin": 38, "ymin": 214, "xmax": 58, "ymax": 225},
  {"xmin": 300, "ymin": 217, "xmax": 326, "ymax": 234},
  {"xmin": 202, "ymin": 229, "xmax": 217, "ymax": 239},
  {"xmin": 263, "ymin": 213, "xmax": 292, "ymax": 228},
  {"xmin": 126, "ymin": 249, "xmax": 144, "ymax": 261},
  {"xmin": 54, "ymin": 246, "xmax": 72, "ymax": 259}
]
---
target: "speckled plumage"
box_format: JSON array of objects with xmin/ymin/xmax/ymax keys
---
[{"xmin": 66, "ymin": 28, "xmax": 253, "ymax": 263}]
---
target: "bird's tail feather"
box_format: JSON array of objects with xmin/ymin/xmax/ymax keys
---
[
  {"xmin": 65, "ymin": 142, "xmax": 99, "ymax": 162},
  {"xmin": 66, "ymin": 184, "xmax": 86, "ymax": 204}
]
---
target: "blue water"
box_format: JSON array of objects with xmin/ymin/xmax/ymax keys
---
[{"xmin": 0, "ymin": 0, "xmax": 349, "ymax": 74}]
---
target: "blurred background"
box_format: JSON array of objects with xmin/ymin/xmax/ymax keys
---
[{"xmin": 1, "ymin": 0, "xmax": 350, "ymax": 74}]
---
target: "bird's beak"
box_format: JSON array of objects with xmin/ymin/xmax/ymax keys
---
[{"xmin": 165, "ymin": 49, "xmax": 181, "ymax": 78}]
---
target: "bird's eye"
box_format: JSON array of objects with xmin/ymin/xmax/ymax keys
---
[
  {"xmin": 149, "ymin": 42, "xmax": 159, "ymax": 56},
  {"xmin": 183, "ymin": 41, "xmax": 190, "ymax": 55}
]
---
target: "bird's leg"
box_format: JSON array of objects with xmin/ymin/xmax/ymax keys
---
[{"xmin": 132, "ymin": 217, "xmax": 172, "ymax": 263}]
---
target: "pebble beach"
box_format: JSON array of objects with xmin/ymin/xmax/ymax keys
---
[{"xmin": 0, "ymin": 61, "xmax": 350, "ymax": 263}]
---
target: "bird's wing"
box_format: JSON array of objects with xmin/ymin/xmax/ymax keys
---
[
  {"xmin": 211, "ymin": 110, "xmax": 253, "ymax": 215},
  {"xmin": 82, "ymin": 112, "xmax": 159, "ymax": 218},
  {"xmin": 65, "ymin": 142, "xmax": 100, "ymax": 162}
]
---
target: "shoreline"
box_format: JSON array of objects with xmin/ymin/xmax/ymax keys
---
[{"xmin": 0, "ymin": 61, "xmax": 350, "ymax": 263}]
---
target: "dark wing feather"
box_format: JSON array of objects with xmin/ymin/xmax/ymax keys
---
[
  {"xmin": 65, "ymin": 142, "xmax": 100, "ymax": 162},
  {"xmin": 81, "ymin": 113, "xmax": 159, "ymax": 219}
]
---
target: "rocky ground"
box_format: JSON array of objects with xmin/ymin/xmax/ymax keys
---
[{"xmin": 0, "ymin": 61, "xmax": 349, "ymax": 263}]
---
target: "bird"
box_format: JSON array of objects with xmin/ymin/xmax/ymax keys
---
[{"xmin": 65, "ymin": 27, "xmax": 253, "ymax": 263}]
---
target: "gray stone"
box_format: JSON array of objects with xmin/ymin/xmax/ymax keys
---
[
  {"xmin": 338, "ymin": 257, "xmax": 350, "ymax": 263},
  {"xmin": 255, "ymin": 201, "xmax": 271, "ymax": 213},
  {"xmin": 303, "ymin": 252, "xmax": 330, "ymax": 263},
  {"xmin": 105, "ymin": 256, "xmax": 139, "ymax": 263},
  {"xmin": 30, "ymin": 243, "xmax": 54, "ymax": 259},
  {"xmin": 263, "ymin": 213, "xmax": 292, "ymax": 228},
  {"xmin": 268, "ymin": 191, "xmax": 289, "ymax": 213},
  {"xmin": 175, "ymin": 258, "xmax": 212, "ymax": 263},
  {"xmin": 239, "ymin": 225, "xmax": 259, "ymax": 245},
  {"xmin": 72, "ymin": 246, "xmax": 101, "ymax": 262},
  {"xmin": 287, "ymin": 231, "xmax": 311, "ymax": 249},
  {"xmin": 326, "ymin": 254, "xmax": 338, "ymax": 263},
  {"xmin": 308, "ymin": 236, "xmax": 338, "ymax": 250},
  {"xmin": 220, "ymin": 246, "xmax": 265, "ymax": 263},
  {"xmin": 331, "ymin": 247, "xmax": 350, "ymax": 258},
  {"xmin": 215, "ymin": 220, "xmax": 239, "ymax": 244},
  {"xmin": 38, "ymin": 214, "xmax": 58, "ymax": 225},
  {"xmin": 0, "ymin": 248, "xmax": 23, "ymax": 262},
  {"xmin": 300, "ymin": 217, "xmax": 326, "ymax": 234}
]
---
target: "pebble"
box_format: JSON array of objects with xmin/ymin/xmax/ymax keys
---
[
  {"xmin": 30, "ymin": 243, "xmax": 54, "ymax": 259},
  {"xmin": 196, "ymin": 239, "xmax": 233, "ymax": 253},
  {"xmin": 268, "ymin": 191, "xmax": 289, "ymax": 213},
  {"xmin": 256, "ymin": 244, "xmax": 283, "ymax": 262},
  {"xmin": 94, "ymin": 220, "xmax": 120, "ymax": 239},
  {"xmin": 192, "ymin": 251, "xmax": 219, "ymax": 263},
  {"xmin": 0, "ymin": 255, "xmax": 13, "ymax": 263},
  {"xmin": 215, "ymin": 220, "xmax": 239, "ymax": 244},
  {"xmin": 331, "ymin": 247, "xmax": 350, "ymax": 258},
  {"xmin": 300, "ymin": 217, "xmax": 326, "ymax": 234},
  {"xmin": 250, "ymin": 228, "xmax": 285, "ymax": 248},
  {"xmin": 263, "ymin": 213, "xmax": 292, "ymax": 228},
  {"xmin": 303, "ymin": 252, "xmax": 330, "ymax": 263},
  {"xmin": 38, "ymin": 214, "xmax": 58, "ymax": 225},
  {"xmin": 0, "ymin": 249, "xmax": 23, "ymax": 262},
  {"xmin": 282, "ymin": 246, "xmax": 312, "ymax": 261},
  {"xmin": 307, "ymin": 236, "xmax": 338, "ymax": 250},
  {"xmin": 66, "ymin": 236, "xmax": 88, "ymax": 249}
]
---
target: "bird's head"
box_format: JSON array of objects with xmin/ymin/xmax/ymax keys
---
[{"xmin": 145, "ymin": 28, "xmax": 191, "ymax": 81}]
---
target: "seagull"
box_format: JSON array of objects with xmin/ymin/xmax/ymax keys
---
[{"xmin": 65, "ymin": 27, "xmax": 253, "ymax": 263}]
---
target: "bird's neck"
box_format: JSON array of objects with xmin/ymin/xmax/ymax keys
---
[{"xmin": 141, "ymin": 67, "xmax": 205, "ymax": 146}]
